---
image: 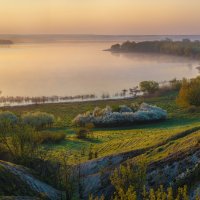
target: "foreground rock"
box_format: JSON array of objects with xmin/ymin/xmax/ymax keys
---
[{"xmin": 0, "ymin": 161, "xmax": 62, "ymax": 200}]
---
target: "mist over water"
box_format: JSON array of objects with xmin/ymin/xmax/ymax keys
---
[{"xmin": 0, "ymin": 35, "xmax": 199, "ymax": 97}]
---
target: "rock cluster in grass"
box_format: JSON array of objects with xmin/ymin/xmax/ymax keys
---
[{"xmin": 72, "ymin": 103, "xmax": 167, "ymax": 127}]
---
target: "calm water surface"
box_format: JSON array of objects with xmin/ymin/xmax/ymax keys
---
[{"xmin": 0, "ymin": 41, "xmax": 199, "ymax": 96}]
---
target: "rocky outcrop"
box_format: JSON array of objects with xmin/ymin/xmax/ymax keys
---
[
  {"xmin": 79, "ymin": 147, "xmax": 200, "ymax": 199},
  {"xmin": 0, "ymin": 161, "xmax": 62, "ymax": 200},
  {"xmin": 79, "ymin": 128, "xmax": 200, "ymax": 199},
  {"xmin": 147, "ymin": 147, "xmax": 200, "ymax": 188}
]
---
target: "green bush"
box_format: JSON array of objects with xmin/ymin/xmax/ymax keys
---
[
  {"xmin": 0, "ymin": 111, "xmax": 18, "ymax": 125},
  {"xmin": 75, "ymin": 128, "xmax": 90, "ymax": 139},
  {"xmin": 74, "ymin": 122, "xmax": 94, "ymax": 139},
  {"xmin": 90, "ymin": 186, "xmax": 189, "ymax": 200},
  {"xmin": 22, "ymin": 111, "xmax": 55, "ymax": 130},
  {"xmin": 110, "ymin": 158, "xmax": 147, "ymax": 196},
  {"xmin": 139, "ymin": 81, "xmax": 159, "ymax": 94},
  {"xmin": 37, "ymin": 132, "xmax": 66, "ymax": 144},
  {"xmin": 109, "ymin": 158, "xmax": 189, "ymax": 200}
]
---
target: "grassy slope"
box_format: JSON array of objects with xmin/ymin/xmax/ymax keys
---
[
  {"xmin": 2, "ymin": 91, "xmax": 200, "ymax": 164},
  {"xmin": 144, "ymin": 129, "xmax": 200, "ymax": 163}
]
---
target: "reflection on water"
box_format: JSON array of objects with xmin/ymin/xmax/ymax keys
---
[{"xmin": 0, "ymin": 41, "xmax": 199, "ymax": 96}]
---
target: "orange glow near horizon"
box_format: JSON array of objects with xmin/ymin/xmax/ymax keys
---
[{"xmin": 0, "ymin": 0, "xmax": 200, "ymax": 34}]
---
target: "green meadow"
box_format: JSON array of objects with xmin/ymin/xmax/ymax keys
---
[{"xmin": 3, "ymin": 90, "xmax": 200, "ymax": 164}]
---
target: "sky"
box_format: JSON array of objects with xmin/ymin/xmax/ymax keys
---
[{"xmin": 0, "ymin": 0, "xmax": 200, "ymax": 35}]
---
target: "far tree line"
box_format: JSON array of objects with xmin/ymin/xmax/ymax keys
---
[
  {"xmin": 0, "ymin": 76, "xmax": 198, "ymax": 108},
  {"xmin": 110, "ymin": 39, "xmax": 200, "ymax": 58}
]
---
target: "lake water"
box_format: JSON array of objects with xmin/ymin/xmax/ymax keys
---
[{"xmin": 0, "ymin": 35, "xmax": 200, "ymax": 97}]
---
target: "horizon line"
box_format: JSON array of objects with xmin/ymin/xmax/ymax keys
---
[{"xmin": 0, "ymin": 33, "xmax": 200, "ymax": 36}]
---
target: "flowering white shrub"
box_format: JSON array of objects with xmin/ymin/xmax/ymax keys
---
[
  {"xmin": 119, "ymin": 105, "xmax": 133, "ymax": 113},
  {"xmin": 0, "ymin": 111, "xmax": 18, "ymax": 125},
  {"xmin": 72, "ymin": 103, "xmax": 167, "ymax": 127},
  {"xmin": 93, "ymin": 107, "xmax": 102, "ymax": 117},
  {"xmin": 22, "ymin": 111, "xmax": 55, "ymax": 130}
]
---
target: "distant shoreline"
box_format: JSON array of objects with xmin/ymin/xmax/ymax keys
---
[
  {"xmin": 108, "ymin": 39, "xmax": 200, "ymax": 59},
  {"xmin": 1, "ymin": 34, "xmax": 200, "ymax": 44},
  {"xmin": 0, "ymin": 96, "xmax": 136, "ymax": 109}
]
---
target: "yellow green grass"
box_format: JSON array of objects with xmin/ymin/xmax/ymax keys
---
[
  {"xmin": 2, "ymin": 91, "xmax": 200, "ymax": 164},
  {"xmin": 45, "ymin": 122, "xmax": 200, "ymax": 164}
]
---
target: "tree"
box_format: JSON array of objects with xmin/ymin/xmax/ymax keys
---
[
  {"xmin": 176, "ymin": 77, "xmax": 200, "ymax": 107},
  {"xmin": 169, "ymin": 78, "xmax": 182, "ymax": 90},
  {"xmin": 139, "ymin": 81, "xmax": 159, "ymax": 94},
  {"xmin": 111, "ymin": 44, "xmax": 120, "ymax": 51},
  {"xmin": 56, "ymin": 150, "xmax": 77, "ymax": 200},
  {"xmin": 0, "ymin": 121, "xmax": 40, "ymax": 163},
  {"xmin": 122, "ymin": 89, "xmax": 128, "ymax": 97},
  {"xmin": 101, "ymin": 93, "xmax": 110, "ymax": 99}
]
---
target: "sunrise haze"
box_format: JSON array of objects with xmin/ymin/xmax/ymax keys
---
[{"xmin": 1, "ymin": 0, "xmax": 200, "ymax": 35}]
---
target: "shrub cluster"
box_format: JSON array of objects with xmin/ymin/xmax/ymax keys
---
[
  {"xmin": 72, "ymin": 103, "xmax": 167, "ymax": 127},
  {"xmin": 0, "ymin": 111, "xmax": 18, "ymax": 125},
  {"xmin": 74, "ymin": 123, "xmax": 94, "ymax": 139},
  {"xmin": 37, "ymin": 131, "xmax": 66, "ymax": 144},
  {"xmin": 22, "ymin": 112, "xmax": 55, "ymax": 130},
  {"xmin": 75, "ymin": 128, "xmax": 90, "ymax": 139}
]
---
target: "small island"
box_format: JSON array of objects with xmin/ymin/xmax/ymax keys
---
[
  {"xmin": 0, "ymin": 39, "xmax": 13, "ymax": 45},
  {"xmin": 108, "ymin": 39, "xmax": 200, "ymax": 58}
]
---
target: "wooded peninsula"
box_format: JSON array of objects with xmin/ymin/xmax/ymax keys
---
[{"xmin": 109, "ymin": 39, "xmax": 200, "ymax": 58}]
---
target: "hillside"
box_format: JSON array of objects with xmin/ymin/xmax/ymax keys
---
[
  {"xmin": 0, "ymin": 91, "xmax": 200, "ymax": 199},
  {"xmin": 79, "ymin": 126, "xmax": 200, "ymax": 199}
]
